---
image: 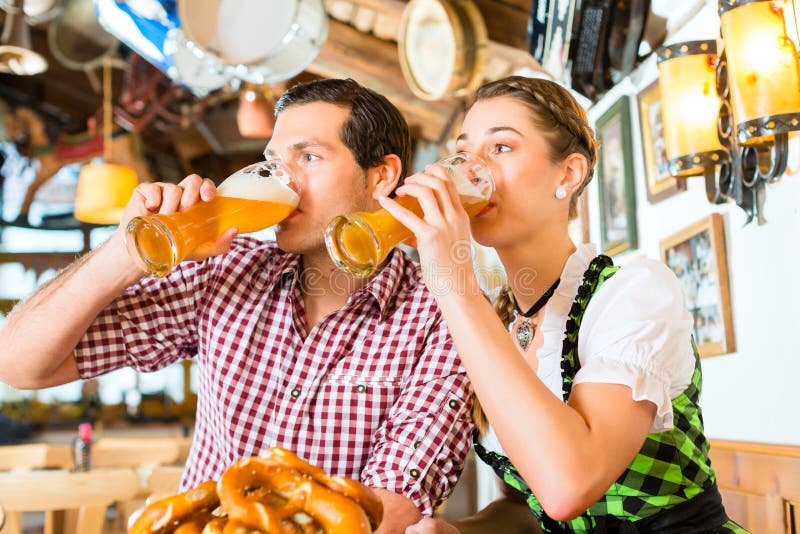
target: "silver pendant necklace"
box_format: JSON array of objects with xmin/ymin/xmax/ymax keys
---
[
  {"xmin": 512, "ymin": 314, "xmax": 535, "ymax": 351},
  {"xmin": 510, "ymin": 279, "xmax": 561, "ymax": 351}
]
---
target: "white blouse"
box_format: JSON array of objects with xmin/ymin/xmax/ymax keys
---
[{"xmin": 482, "ymin": 244, "xmax": 696, "ymax": 455}]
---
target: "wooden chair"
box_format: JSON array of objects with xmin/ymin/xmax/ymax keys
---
[
  {"xmin": 0, "ymin": 468, "xmax": 140, "ymax": 534},
  {"xmin": 92, "ymin": 437, "xmax": 190, "ymax": 533},
  {"xmin": 175, "ymin": 436, "xmax": 193, "ymax": 465},
  {"xmin": 106, "ymin": 465, "xmax": 186, "ymax": 534},
  {"xmin": 0, "ymin": 444, "xmax": 72, "ymax": 471},
  {"xmin": 92, "ymin": 437, "xmax": 183, "ymax": 468},
  {"xmin": 145, "ymin": 465, "xmax": 185, "ymax": 502}
]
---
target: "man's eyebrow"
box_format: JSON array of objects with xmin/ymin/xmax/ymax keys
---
[
  {"xmin": 291, "ymin": 139, "xmax": 334, "ymax": 151},
  {"xmin": 266, "ymin": 139, "xmax": 333, "ymax": 154},
  {"xmin": 456, "ymin": 126, "xmax": 524, "ymax": 143}
]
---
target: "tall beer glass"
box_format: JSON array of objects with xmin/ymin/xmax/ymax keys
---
[
  {"xmin": 325, "ymin": 152, "xmax": 494, "ymax": 277},
  {"xmin": 126, "ymin": 158, "xmax": 300, "ymax": 277}
]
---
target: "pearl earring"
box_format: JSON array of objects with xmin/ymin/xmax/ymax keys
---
[{"xmin": 555, "ymin": 187, "xmax": 568, "ymax": 200}]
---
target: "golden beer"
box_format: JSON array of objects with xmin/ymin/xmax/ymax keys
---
[
  {"xmin": 326, "ymin": 152, "xmax": 494, "ymax": 277},
  {"xmin": 126, "ymin": 160, "xmax": 300, "ymax": 277}
]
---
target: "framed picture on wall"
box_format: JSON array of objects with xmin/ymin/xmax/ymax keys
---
[
  {"xmin": 660, "ymin": 214, "xmax": 735, "ymax": 358},
  {"xmin": 596, "ymin": 95, "xmax": 637, "ymax": 256},
  {"xmin": 637, "ymin": 81, "xmax": 685, "ymax": 203}
]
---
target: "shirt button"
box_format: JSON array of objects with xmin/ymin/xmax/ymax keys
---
[
  {"xmin": 413, "ymin": 441, "xmax": 421, "ymax": 449},
  {"xmin": 356, "ymin": 384, "xmax": 367, "ymax": 393},
  {"xmin": 290, "ymin": 388, "xmax": 301, "ymax": 399},
  {"xmin": 448, "ymin": 399, "xmax": 459, "ymax": 410},
  {"xmin": 409, "ymin": 468, "xmax": 420, "ymax": 479}
]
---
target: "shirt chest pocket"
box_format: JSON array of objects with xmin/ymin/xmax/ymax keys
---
[{"xmin": 310, "ymin": 374, "xmax": 404, "ymax": 439}]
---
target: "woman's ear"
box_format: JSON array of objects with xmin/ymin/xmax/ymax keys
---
[
  {"xmin": 369, "ymin": 154, "xmax": 403, "ymax": 199},
  {"xmin": 559, "ymin": 153, "xmax": 588, "ymax": 194}
]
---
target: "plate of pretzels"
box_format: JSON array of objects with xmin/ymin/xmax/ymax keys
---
[{"xmin": 128, "ymin": 447, "xmax": 383, "ymax": 534}]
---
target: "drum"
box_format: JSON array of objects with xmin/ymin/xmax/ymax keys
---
[
  {"xmin": 165, "ymin": 29, "xmax": 231, "ymax": 95},
  {"xmin": 398, "ymin": 0, "xmax": 487, "ymax": 100},
  {"xmin": 94, "ymin": 0, "xmax": 230, "ymax": 95},
  {"xmin": 177, "ymin": 0, "xmax": 328, "ymax": 84}
]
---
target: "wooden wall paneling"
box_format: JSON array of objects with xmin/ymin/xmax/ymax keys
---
[
  {"xmin": 710, "ymin": 440, "xmax": 800, "ymax": 533},
  {"xmin": 785, "ymin": 497, "xmax": 799, "ymax": 534}
]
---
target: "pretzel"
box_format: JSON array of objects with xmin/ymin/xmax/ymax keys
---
[
  {"xmin": 129, "ymin": 480, "xmax": 220, "ymax": 534},
  {"xmin": 129, "ymin": 448, "xmax": 383, "ymax": 533},
  {"xmin": 258, "ymin": 448, "xmax": 383, "ymax": 529},
  {"xmin": 203, "ymin": 517, "xmax": 234, "ymax": 533},
  {"xmin": 219, "ymin": 458, "xmax": 378, "ymax": 533}
]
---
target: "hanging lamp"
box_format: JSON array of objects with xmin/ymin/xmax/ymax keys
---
[{"xmin": 74, "ymin": 59, "xmax": 138, "ymax": 225}]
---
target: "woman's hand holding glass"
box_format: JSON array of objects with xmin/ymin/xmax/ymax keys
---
[{"xmin": 378, "ymin": 160, "xmax": 480, "ymax": 297}]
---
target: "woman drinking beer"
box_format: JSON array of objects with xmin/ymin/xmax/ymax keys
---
[{"xmin": 378, "ymin": 76, "xmax": 747, "ymax": 533}]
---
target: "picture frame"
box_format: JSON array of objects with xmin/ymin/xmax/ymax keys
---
[
  {"xmin": 596, "ymin": 95, "xmax": 637, "ymax": 256},
  {"xmin": 637, "ymin": 81, "xmax": 685, "ymax": 203},
  {"xmin": 660, "ymin": 214, "xmax": 735, "ymax": 358}
]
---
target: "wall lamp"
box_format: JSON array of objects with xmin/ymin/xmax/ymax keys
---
[{"xmin": 657, "ymin": 0, "xmax": 800, "ymax": 225}]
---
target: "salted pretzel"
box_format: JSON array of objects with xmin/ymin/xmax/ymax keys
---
[
  {"xmin": 128, "ymin": 480, "xmax": 220, "ymax": 534},
  {"xmin": 261, "ymin": 448, "xmax": 382, "ymax": 529},
  {"xmin": 218, "ymin": 448, "xmax": 383, "ymax": 534},
  {"xmin": 128, "ymin": 448, "xmax": 383, "ymax": 533}
]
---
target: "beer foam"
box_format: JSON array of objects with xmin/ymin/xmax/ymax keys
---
[
  {"xmin": 454, "ymin": 178, "xmax": 485, "ymax": 198},
  {"xmin": 218, "ymin": 170, "xmax": 300, "ymax": 206}
]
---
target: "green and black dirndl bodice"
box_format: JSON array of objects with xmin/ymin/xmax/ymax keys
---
[{"xmin": 474, "ymin": 255, "xmax": 748, "ymax": 533}]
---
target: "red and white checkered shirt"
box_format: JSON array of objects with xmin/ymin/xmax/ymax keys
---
[{"xmin": 75, "ymin": 236, "xmax": 474, "ymax": 514}]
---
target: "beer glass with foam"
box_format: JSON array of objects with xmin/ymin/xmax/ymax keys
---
[
  {"xmin": 126, "ymin": 158, "xmax": 300, "ymax": 277},
  {"xmin": 325, "ymin": 152, "xmax": 494, "ymax": 277}
]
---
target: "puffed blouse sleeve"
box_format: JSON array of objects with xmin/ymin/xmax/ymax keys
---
[{"xmin": 575, "ymin": 259, "xmax": 696, "ymax": 433}]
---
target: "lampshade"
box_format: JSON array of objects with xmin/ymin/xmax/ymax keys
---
[
  {"xmin": 74, "ymin": 162, "xmax": 138, "ymax": 224},
  {"xmin": 719, "ymin": 0, "xmax": 800, "ymax": 145},
  {"xmin": 236, "ymin": 87, "xmax": 274, "ymax": 139},
  {"xmin": 657, "ymin": 40, "xmax": 727, "ymax": 177},
  {"xmin": 0, "ymin": 0, "xmax": 48, "ymax": 75}
]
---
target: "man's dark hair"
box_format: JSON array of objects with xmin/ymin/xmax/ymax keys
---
[{"xmin": 275, "ymin": 78, "xmax": 411, "ymax": 186}]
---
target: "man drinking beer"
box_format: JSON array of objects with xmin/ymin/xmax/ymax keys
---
[{"xmin": 0, "ymin": 79, "xmax": 473, "ymax": 532}]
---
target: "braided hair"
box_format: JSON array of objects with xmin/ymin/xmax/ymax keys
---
[{"xmin": 470, "ymin": 76, "xmax": 599, "ymax": 434}]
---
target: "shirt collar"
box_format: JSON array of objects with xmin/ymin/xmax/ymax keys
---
[
  {"xmin": 277, "ymin": 253, "xmax": 302, "ymax": 282},
  {"xmin": 362, "ymin": 248, "xmax": 407, "ymax": 320},
  {"xmin": 260, "ymin": 246, "xmax": 408, "ymax": 320}
]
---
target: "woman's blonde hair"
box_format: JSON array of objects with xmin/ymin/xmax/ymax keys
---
[
  {"xmin": 469, "ymin": 291, "xmax": 517, "ymax": 435},
  {"xmin": 469, "ymin": 76, "xmax": 599, "ymax": 434}
]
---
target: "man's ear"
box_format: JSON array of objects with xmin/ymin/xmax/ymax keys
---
[
  {"xmin": 368, "ymin": 154, "xmax": 403, "ymax": 199},
  {"xmin": 559, "ymin": 153, "xmax": 588, "ymax": 194}
]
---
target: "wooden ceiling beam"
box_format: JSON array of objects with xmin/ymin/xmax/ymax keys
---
[
  {"xmin": 472, "ymin": 0, "xmax": 529, "ymax": 51},
  {"xmin": 309, "ymin": 19, "xmax": 456, "ymax": 141},
  {"xmin": 327, "ymin": 0, "xmax": 532, "ymax": 53},
  {"xmin": 324, "ymin": 0, "xmax": 542, "ymax": 88}
]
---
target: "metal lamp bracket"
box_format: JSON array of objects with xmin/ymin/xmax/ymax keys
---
[{"xmin": 712, "ymin": 51, "xmax": 790, "ymax": 225}]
